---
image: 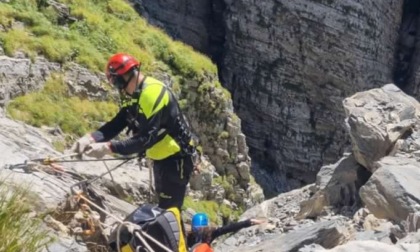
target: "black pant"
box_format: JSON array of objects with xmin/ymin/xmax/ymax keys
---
[{"xmin": 153, "ymin": 154, "xmax": 193, "ymax": 210}]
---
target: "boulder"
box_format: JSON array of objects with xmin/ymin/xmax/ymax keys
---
[
  {"xmin": 236, "ymin": 219, "xmax": 354, "ymax": 252},
  {"xmin": 359, "ymin": 156, "xmax": 420, "ymax": 222},
  {"xmin": 326, "ymin": 240, "xmax": 419, "ymax": 252},
  {"xmin": 406, "ymin": 212, "xmax": 420, "ymax": 233},
  {"xmin": 297, "ymin": 154, "xmax": 370, "ymax": 219},
  {"xmin": 343, "ymin": 84, "xmax": 420, "ymax": 172}
]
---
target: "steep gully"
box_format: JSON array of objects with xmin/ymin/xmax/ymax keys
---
[{"xmin": 131, "ymin": 0, "xmax": 420, "ymax": 197}]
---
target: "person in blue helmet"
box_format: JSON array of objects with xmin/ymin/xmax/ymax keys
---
[{"xmin": 187, "ymin": 213, "xmax": 264, "ymax": 251}]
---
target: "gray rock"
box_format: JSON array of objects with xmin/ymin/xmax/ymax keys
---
[
  {"xmin": 222, "ymin": 0, "xmax": 404, "ymax": 194},
  {"xmin": 298, "ymin": 244, "xmax": 326, "ymax": 252},
  {"xmin": 64, "ymin": 63, "xmax": 108, "ymax": 100},
  {"xmin": 189, "ymin": 170, "xmax": 213, "ymax": 191},
  {"xmin": 325, "ymin": 240, "xmax": 419, "ymax": 252},
  {"xmin": 236, "ymin": 219, "xmax": 354, "ymax": 252},
  {"xmin": 297, "ymin": 154, "xmax": 369, "ymax": 219},
  {"xmin": 398, "ymin": 230, "xmax": 420, "ymax": 244},
  {"xmin": 0, "ymin": 116, "xmax": 151, "ymax": 249},
  {"xmin": 343, "ymin": 84, "xmax": 420, "ymax": 172},
  {"xmin": 135, "ymin": 1, "xmax": 405, "ymax": 196},
  {"xmin": 215, "ymin": 185, "xmax": 314, "ymax": 251},
  {"xmin": 0, "ymin": 56, "xmax": 60, "ymax": 105},
  {"xmin": 43, "ymin": 235, "xmax": 88, "ymax": 252},
  {"xmin": 355, "ymin": 230, "xmax": 392, "ymax": 244},
  {"xmin": 405, "ymin": 212, "xmax": 420, "ymax": 233},
  {"xmin": 0, "ymin": 32, "xmax": 261, "ymax": 212},
  {"xmin": 359, "ymin": 156, "xmax": 420, "ymax": 222}
]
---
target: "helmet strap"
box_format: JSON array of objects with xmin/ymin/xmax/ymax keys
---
[
  {"xmin": 125, "ymin": 69, "xmax": 135, "ymax": 87},
  {"xmin": 116, "ymin": 65, "xmax": 142, "ymax": 97},
  {"xmin": 134, "ymin": 65, "xmax": 142, "ymax": 88},
  {"xmin": 116, "ymin": 67, "xmax": 137, "ymax": 91}
]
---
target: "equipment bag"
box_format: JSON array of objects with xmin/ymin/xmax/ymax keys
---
[{"xmin": 109, "ymin": 204, "xmax": 187, "ymax": 252}]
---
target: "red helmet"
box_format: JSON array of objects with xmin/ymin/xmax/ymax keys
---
[{"xmin": 106, "ymin": 53, "xmax": 140, "ymax": 88}]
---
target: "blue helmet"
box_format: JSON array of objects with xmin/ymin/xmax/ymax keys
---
[{"xmin": 192, "ymin": 213, "xmax": 209, "ymax": 231}]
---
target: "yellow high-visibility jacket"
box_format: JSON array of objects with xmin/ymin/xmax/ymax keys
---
[{"xmin": 92, "ymin": 77, "xmax": 193, "ymax": 160}]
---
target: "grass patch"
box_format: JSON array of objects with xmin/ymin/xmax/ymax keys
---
[
  {"xmin": 213, "ymin": 175, "xmax": 237, "ymax": 202},
  {"xmin": 182, "ymin": 196, "xmax": 242, "ymax": 225},
  {"xmin": 0, "ymin": 0, "xmax": 216, "ymax": 76},
  {"xmin": 218, "ymin": 131, "xmax": 229, "ymax": 140},
  {"xmin": 6, "ymin": 74, "xmax": 118, "ymax": 136},
  {"xmin": 220, "ymin": 203, "xmax": 242, "ymax": 221},
  {"xmin": 2, "ymin": 0, "xmax": 223, "ymax": 142},
  {"xmin": 183, "ymin": 196, "xmax": 219, "ymax": 224},
  {"xmin": 123, "ymin": 194, "xmax": 135, "ymax": 204},
  {"xmin": 52, "ymin": 140, "xmax": 66, "ymax": 152},
  {"xmin": 0, "ymin": 181, "xmax": 54, "ymax": 251}
]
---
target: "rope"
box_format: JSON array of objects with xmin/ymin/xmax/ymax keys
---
[
  {"xmin": 42, "ymin": 157, "xmax": 135, "ymax": 164},
  {"xmin": 116, "ymin": 222, "xmax": 154, "ymax": 252},
  {"xmin": 8, "ymin": 154, "xmax": 172, "ymax": 251},
  {"xmin": 85, "ymin": 158, "xmax": 132, "ymax": 184},
  {"xmin": 30, "ymin": 153, "xmax": 80, "ymax": 163},
  {"xmin": 134, "ymin": 228, "xmax": 173, "ymax": 252},
  {"xmin": 102, "ymin": 161, "xmax": 116, "ymax": 185},
  {"xmin": 75, "ymin": 193, "xmax": 173, "ymax": 252},
  {"xmin": 147, "ymin": 158, "xmax": 154, "ymax": 202}
]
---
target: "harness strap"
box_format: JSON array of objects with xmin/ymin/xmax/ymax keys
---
[{"xmin": 124, "ymin": 79, "xmax": 197, "ymax": 156}]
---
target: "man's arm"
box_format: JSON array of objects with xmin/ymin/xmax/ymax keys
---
[
  {"xmin": 91, "ymin": 108, "xmax": 128, "ymax": 142},
  {"xmin": 109, "ymin": 109, "xmax": 164, "ymax": 155},
  {"xmin": 210, "ymin": 219, "xmax": 252, "ymax": 242}
]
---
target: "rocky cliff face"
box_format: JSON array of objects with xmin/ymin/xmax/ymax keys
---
[
  {"xmin": 0, "ymin": 50, "xmax": 263, "ymax": 209},
  {"xmin": 132, "ymin": 0, "xmax": 226, "ymax": 64},
  {"xmin": 11, "ymin": 83, "xmax": 417, "ymax": 252},
  {"xmin": 397, "ymin": 0, "xmax": 420, "ymax": 99},
  {"xmin": 214, "ymin": 84, "xmax": 420, "ymax": 252},
  {"xmin": 0, "ymin": 53, "xmax": 261, "ymax": 250},
  {"xmin": 0, "ymin": 0, "xmax": 265, "ymax": 227},
  {"xmin": 133, "ymin": 0, "xmax": 406, "ymax": 196}
]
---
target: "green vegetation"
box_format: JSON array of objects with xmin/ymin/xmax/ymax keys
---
[
  {"xmin": 218, "ymin": 131, "xmax": 229, "ymax": 140},
  {"xmin": 1, "ymin": 0, "xmax": 225, "ymax": 139},
  {"xmin": 231, "ymin": 113, "xmax": 240, "ymax": 124},
  {"xmin": 52, "ymin": 139, "xmax": 66, "ymax": 152},
  {"xmin": 0, "ymin": 181, "xmax": 53, "ymax": 251},
  {"xmin": 183, "ymin": 196, "xmax": 219, "ymax": 224},
  {"xmin": 220, "ymin": 203, "xmax": 242, "ymax": 221},
  {"xmin": 1, "ymin": 0, "xmax": 249, "ymax": 242},
  {"xmin": 213, "ymin": 175, "xmax": 237, "ymax": 202},
  {"xmin": 1, "ymin": 0, "xmax": 245, "ymax": 206},
  {"xmin": 183, "ymin": 175, "xmax": 245, "ymax": 224},
  {"xmin": 123, "ymin": 194, "xmax": 135, "ymax": 204},
  {"xmin": 195, "ymin": 81, "xmax": 231, "ymax": 120},
  {"xmin": 182, "ymin": 196, "xmax": 242, "ymax": 225},
  {"xmin": 0, "ymin": 0, "xmax": 216, "ymax": 76},
  {"xmin": 7, "ymin": 74, "xmax": 118, "ymax": 136}
]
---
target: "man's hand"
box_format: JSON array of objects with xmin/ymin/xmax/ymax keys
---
[
  {"xmin": 71, "ymin": 134, "xmax": 95, "ymax": 154},
  {"xmin": 250, "ymin": 219, "xmax": 265, "ymax": 225},
  {"xmin": 84, "ymin": 142, "xmax": 112, "ymax": 159}
]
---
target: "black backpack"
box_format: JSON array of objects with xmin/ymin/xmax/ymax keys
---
[{"xmin": 109, "ymin": 204, "xmax": 187, "ymax": 252}]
